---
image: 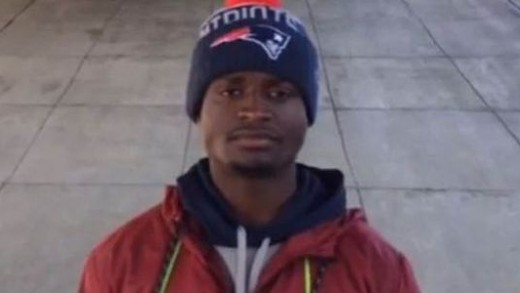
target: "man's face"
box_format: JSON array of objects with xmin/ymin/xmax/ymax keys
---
[{"xmin": 198, "ymin": 71, "xmax": 308, "ymax": 178}]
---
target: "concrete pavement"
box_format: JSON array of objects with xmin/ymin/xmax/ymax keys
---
[{"xmin": 0, "ymin": 0, "xmax": 519, "ymax": 292}]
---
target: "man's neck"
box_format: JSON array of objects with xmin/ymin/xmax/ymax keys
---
[{"xmin": 209, "ymin": 160, "xmax": 297, "ymax": 227}]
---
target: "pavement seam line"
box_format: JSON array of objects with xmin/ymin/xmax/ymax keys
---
[
  {"xmin": 53, "ymin": 0, "xmax": 128, "ymax": 106},
  {"xmin": 507, "ymin": 0, "xmax": 520, "ymax": 15},
  {"xmin": 3, "ymin": 182, "xmax": 518, "ymax": 194},
  {"xmin": 399, "ymin": 0, "xmax": 520, "ymax": 150},
  {"xmin": 335, "ymin": 107, "xmax": 494, "ymax": 113},
  {"xmin": 0, "ymin": 0, "xmax": 38, "ymax": 33},
  {"xmin": 6, "ymin": 182, "xmax": 169, "ymax": 187},
  {"xmin": 4, "ymin": 0, "xmax": 130, "ymax": 184},
  {"xmin": 19, "ymin": 104, "xmax": 186, "ymax": 110},
  {"xmin": 0, "ymin": 182, "xmax": 5, "ymax": 196},
  {"xmin": 304, "ymin": 0, "xmax": 365, "ymax": 210},
  {"xmin": 5, "ymin": 104, "xmax": 519, "ymax": 113},
  {"xmin": 86, "ymin": 0, "xmax": 212, "ymax": 179},
  {"xmin": 323, "ymin": 54, "xmax": 520, "ymax": 59},
  {"xmin": 351, "ymin": 186, "xmax": 520, "ymax": 194}
]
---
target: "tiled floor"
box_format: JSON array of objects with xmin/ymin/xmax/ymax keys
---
[{"xmin": 0, "ymin": 0, "xmax": 519, "ymax": 292}]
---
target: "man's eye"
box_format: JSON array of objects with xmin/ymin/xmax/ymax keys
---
[
  {"xmin": 220, "ymin": 89, "xmax": 242, "ymax": 98},
  {"xmin": 268, "ymin": 89, "xmax": 293, "ymax": 101}
]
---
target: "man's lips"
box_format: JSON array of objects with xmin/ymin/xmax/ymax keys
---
[
  {"xmin": 228, "ymin": 129, "xmax": 281, "ymax": 149},
  {"xmin": 228, "ymin": 129, "xmax": 281, "ymax": 142},
  {"xmin": 233, "ymin": 136, "xmax": 275, "ymax": 149}
]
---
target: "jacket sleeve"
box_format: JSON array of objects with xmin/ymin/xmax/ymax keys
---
[
  {"xmin": 395, "ymin": 253, "xmax": 422, "ymax": 293},
  {"xmin": 78, "ymin": 250, "xmax": 111, "ymax": 293},
  {"xmin": 368, "ymin": 238, "xmax": 422, "ymax": 293},
  {"xmin": 345, "ymin": 211, "xmax": 422, "ymax": 293}
]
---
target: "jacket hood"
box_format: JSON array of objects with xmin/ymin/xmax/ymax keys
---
[{"xmin": 176, "ymin": 158, "xmax": 347, "ymax": 247}]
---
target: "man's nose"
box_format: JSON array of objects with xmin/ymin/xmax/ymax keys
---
[{"xmin": 237, "ymin": 90, "xmax": 273, "ymax": 121}]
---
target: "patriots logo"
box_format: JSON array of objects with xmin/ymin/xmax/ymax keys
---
[{"xmin": 210, "ymin": 25, "xmax": 291, "ymax": 60}]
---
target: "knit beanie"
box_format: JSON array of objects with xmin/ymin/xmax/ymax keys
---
[{"xmin": 186, "ymin": 0, "xmax": 320, "ymax": 125}]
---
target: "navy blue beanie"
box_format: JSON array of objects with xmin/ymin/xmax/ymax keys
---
[{"xmin": 186, "ymin": 0, "xmax": 320, "ymax": 125}]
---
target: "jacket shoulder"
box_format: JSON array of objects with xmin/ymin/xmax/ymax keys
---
[
  {"xmin": 88, "ymin": 185, "xmax": 181, "ymax": 262},
  {"xmin": 335, "ymin": 209, "xmax": 421, "ymax": 293},
  {"xmin": 80, "ymin": 188, "xmax": 177, "ymax": 292},
  {"xmin": 90, "ymin": 203, "xmax": 167, "ymax": 261},
  {"xmin": 340, "ymin": 209, "xmax": 403, "ymax": 257}
]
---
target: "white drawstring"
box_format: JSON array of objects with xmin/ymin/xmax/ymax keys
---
[
  {"xmin": 235, "ymin": 227, "xmax": 275, "ymax": 293},
  {"xmin": 248, "ymin": 237, "xmax": 271, "ymax": 292},
  {"xmin": 236, "ymin": 226, "xmax": 247, "ymax": 293}
]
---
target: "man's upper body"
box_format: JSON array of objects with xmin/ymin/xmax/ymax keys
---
[
  {"xmin": 80, "ymin": 180, "xmax": 420, "ymax": 293},
  {"xmin": 80, "ymin": 0, "xmax": 422, "ymax": 292}
]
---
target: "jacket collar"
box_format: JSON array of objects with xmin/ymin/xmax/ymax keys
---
[
  {"xmin": 175, "ymin": 158, "xmax": 347, "ymax": 247},
  {"xmin": 161, "ymin": 185, "xmax": 357, "ymax": 282}
]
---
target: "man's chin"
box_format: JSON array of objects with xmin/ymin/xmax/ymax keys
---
[{"xmin": 229, "ymin": 160, "xmax": 278, "ymax": 179}]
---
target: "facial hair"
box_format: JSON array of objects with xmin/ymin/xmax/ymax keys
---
[{"xmin": 230, "ymin": 161, "xmax": 278, "ymax": 179}]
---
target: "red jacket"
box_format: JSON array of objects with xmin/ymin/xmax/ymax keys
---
[{"xmin": 80, "ymin": 185, "xmax": 421, "ymax": 293}]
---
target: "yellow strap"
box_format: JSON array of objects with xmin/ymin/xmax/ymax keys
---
[
  {"xmin": 304, "ymin": 258, "xmax": 312, "ymax": 293},
  {"xmin": 158, "ymin": 240, "xmax": 182, "ymax": 293}
]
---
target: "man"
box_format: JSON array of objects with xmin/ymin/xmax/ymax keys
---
[{"xmin": 80, "ymin": 0, "xmax": 421, "ymax": 292}]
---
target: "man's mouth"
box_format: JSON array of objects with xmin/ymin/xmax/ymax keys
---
[{"xmin": 229, "ymin": 129, "xmax": 280, "ymax": 150}]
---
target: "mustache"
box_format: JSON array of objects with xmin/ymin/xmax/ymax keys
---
[{"xmin": 227, "ymin": 126, "xmax": 282, "ymax": 142}]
